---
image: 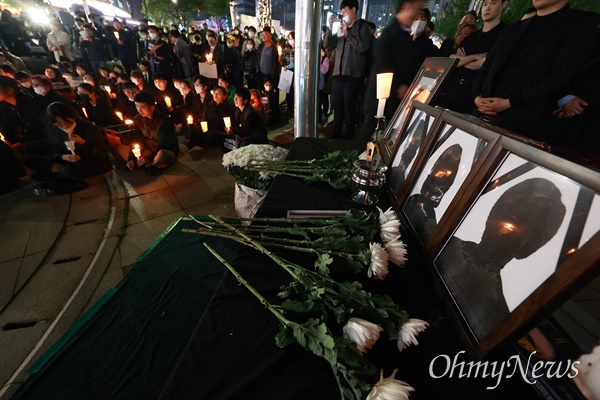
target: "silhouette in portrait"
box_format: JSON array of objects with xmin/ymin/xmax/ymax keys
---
[
  {"xmin": 404, "ymin": 143, "xmax": 463, "ymax": 241},
  {"xmin": 389, "ymin": 117, "xmax": 427, "ymax": 195},
  {"xmin": 437, "ymin": 177, "xmax": 566, "ymax": 339}
]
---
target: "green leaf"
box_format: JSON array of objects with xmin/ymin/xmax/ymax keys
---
[
  {"xmin": 314, "ymin": 253, "xmax": 334, "ymax": 276},
  {"xmin": 280, "ymin": 299, "xmax": 315, "ymax": 313}
]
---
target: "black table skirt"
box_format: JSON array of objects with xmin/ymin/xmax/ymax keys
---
[{"xmin": 158, "ymin": 138, "xmax": 535, "ymax": 400}]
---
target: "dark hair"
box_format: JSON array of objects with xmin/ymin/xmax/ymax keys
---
[
  {"xmin": 47, "ymin": 101, "xmax": 78, "ymax": 123},
  {"xmin": 77, "ymin": 82, "xmax": 95, "ymax": 93},
  {"xmin": 340, "ymin": 0, "xmax": 359, "ymax": 10},
  {"xmin": 288, "ymin": 31, "xmax": 295, "ymax": 39},
  {"xmin": 170, "ymin": 30, "xmax": 181, "ymax": 38},
  {"xmin": 32, "ymin": 75, "xmax": 52, "ymax": 88},
  {"xmin": 218, "ymin": 74, "xmax": 229, "ymax": 84},
  {"xmin": 0, "ymin": 63, "xmax": 16, "ymax": 74},
  {"xmin": 130, "ymin": 69, "xmax": 143, "ymax": 79},
  {"xmin": 113, "ymin": 64, "xmax": 124, "ymax": 73},
  {"xmin": 234, "ymin": 86, "xmax": 250, "ymax": 103},
  {"xmin": 422, "ymin": 8, "xmax": 432, "ymax": 22},
  {"xmin": 427, "ymin": 20, "xmax": 435, "ymax": 31},
  {"xmin": 465, "ymin": 10, "xmax": 477, "ymax": 18},
  {"xmin": 118, "ymin": 73, "xmax": 129, "ymax": 81},
  {"xmin": 194, "ymin": 75, "xmax": 209, "ymax": 87},
  {"xmin": 121, "ymin": 81, "xmax": 137, "ymax": 91},
  {"xmin": 179, "ymin": 79, "xmax": 193, "ymax": 89},
  {"xmin": 140, "ymin": 18, "xmax": 148, "ymax": 23},
  {"xmin": 212, "ymin": 85, "xmax": 227, "ymax": 97},
  {"xmin": 366, "ymin": 21, "xmax": 376, "ymax": 31},
  {"xmin": 153, "ymin": 74, "xmax": 167, "ymax": 81},
  {"xmin": 133, "ymin": 90, "xmax": 155, "ymax": 105},
  {"xmin": 14, "ymin": 70, "xmax": 31, "ymax": 80},
  {"xmin": 98, "ymin": 66, "xmax": 110, "ymax": 74},
  {"xmin": 396, "ymin": 0, "xmax": 422, "ymax": 13}
]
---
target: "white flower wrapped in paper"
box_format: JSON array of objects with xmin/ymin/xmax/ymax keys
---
[
  {"xmin": 368, "ymin": 242, "xmax": 389, "ymax": 280},
  {"xmin": 367, "ymin": 369, "xmax": 414, "ymax": 400},
  {"xmin": 390, "ymin": 319, "xmax": 429, "ymax": 352},
  {"xmin": 385, "ymin": 238, "xmax": 407, "ymax": 267},
  {"xmin": 343, "ymin": 317, "xmax": 383, "ymax": 355}
]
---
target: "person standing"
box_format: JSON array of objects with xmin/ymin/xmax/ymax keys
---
[
  {"xmin": 324, "ymin": 0, "xmax": 373, "ymax": 139},
  {"xmin": 435, "ymin": 0, "xmax": 508, "ymax": 114},
  {"xmin": 256, "ymin": 26, "xmax": 281, "ymax": 123},
  {"xmin": 170, "ymin": 30, "xmax": 195, "ymax": 78},
  {"xmin": 47, "ymin": 20, "xmax": 76, "ymax": 63},
  {"xmin": 473, "ymin": 0, "xmax": 599, "ymax": 138},
  {"xmin": 111, "ymin": 19, "xmax": 137, "ymax": 74},
  {"xmin": 281, "ymin": 31, "xmax": 296, "ymax": 114}
]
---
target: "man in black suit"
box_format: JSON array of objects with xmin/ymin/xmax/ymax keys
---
[{"xmin": 473, "ymin": 0, "xmax": 599, "ymax": 138}]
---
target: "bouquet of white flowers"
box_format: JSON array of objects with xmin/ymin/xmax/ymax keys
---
[{"xmin": 222, "ymin": 144, "xmax": 290, "ymax": 191}]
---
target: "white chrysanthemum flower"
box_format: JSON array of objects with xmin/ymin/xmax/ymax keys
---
[
  {"xmin": 380, "ymin": 219, "xmax": 401, "ymax": 244},
  {"xmin": 367, "ymin": 369, "xmax": 414, "ymax": 400},
  {"xmin": 222, "ymin": 145, "xmax": 288, "ymax": 169},
  {"xmin": 377, "ymin": 207, "xmax": 398, "ymax": 225},
  {"xmin": 343, "ymin": 317, "xmax": 383, "ymax": 355},
  {"xmin": 368, "ymin": 242, "xmax": 389, "ymax": 280},
  {"xmin": 390, "ymin": 319, "xmax": 429, "ymax": 352},
  {"xmin": 385, "ymin": 238, "xmax": 407, "ymax": 267}
]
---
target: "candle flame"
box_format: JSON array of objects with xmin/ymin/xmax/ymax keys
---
[
  {"xmin": 134, "ymin": 144, "xmax": 140, "ymax": 150},
  {"xmin": 567, "ymin": 248, "xmax": 577, "ymax": 254},
  {"xmin": 125, "ymin": 119, "xmax": 133, "ymax": 125}
]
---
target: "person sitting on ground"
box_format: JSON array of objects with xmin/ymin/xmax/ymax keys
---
[
  {"xmin": 77, "ymin": 82, "xmax": 121, "ymax": 127},
  {"xmin": 127, "ymin": 91, "xmax": 179, "ymax": 175},
  {"xmin": 225, "ymin": 86, "xmax": 268, "ymax": 147},
  {"xmin": 25, "ymin": 101, "xmax": 112, "ymax": 181},
  {"xmin": 192, "ymin": 75, "xmax": 213, "ymax": 122},
  {"xmin": 118, "ymin": 81, "xmax": 140, "ymax": 120},
  {"xmin": 249, "ymin": 88, "xmax": 266, "ymax": 122},
  {"xmin": 152, "ymin": 74, "xmax": 183, "ymax": 114},
  {"xmin": 13, "ymin": 70, "xmax": 35, "ymax": 96},
  {"xmin": 188, "ymin": 85, "xmax": 233, "ymax": 154},
  {"xmin": 218, "ymin": 74, "xmax": 235, "ymax": 104}
]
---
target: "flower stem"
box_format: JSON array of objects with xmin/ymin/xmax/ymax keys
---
[{"xmin": 203, "ymin": 243, "xmax": 290, "ymax": 324}]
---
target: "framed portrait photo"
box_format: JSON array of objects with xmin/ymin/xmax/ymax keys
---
[
  {"xmin": 386, "ymin": 102, "xmax": 442, "ymax": 201},
  {"xmin": 432, "ymin": 136, "xmax": 600, "ymax": 359},
  {"xmin": 379, "ymin": 57, "xmax": 458, "ymax": 165},
  {"xmin": 400, "ymin": 111, "xmax": 501, "ymax": 247}
]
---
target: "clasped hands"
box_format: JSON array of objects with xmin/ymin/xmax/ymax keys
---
[{"xmin": 475, "ymin": 96, "xmax": 511, "ymax": 115}]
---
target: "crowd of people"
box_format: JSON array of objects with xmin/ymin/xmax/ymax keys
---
[{"xmin": 0, "ymin": 0, "xmax": 598, "ymax": 195}]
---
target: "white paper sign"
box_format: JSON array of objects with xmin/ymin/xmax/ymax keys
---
[
  {"xmin": 199, "ymin": 62, "xmax": 218, "ymax": 79},
  {"xmin": 278, "ymin": 68, "xmax": 294, "ymax": 93}
]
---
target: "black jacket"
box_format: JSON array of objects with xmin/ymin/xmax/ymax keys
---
[{"xmin": 232, "ymin": 105, "xmax": 268, "ymax": 144}]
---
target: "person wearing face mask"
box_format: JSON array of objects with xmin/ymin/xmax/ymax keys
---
[
  {"xmin": 169, "ymin": 30, "xmax": 196, "ymax": 78},
  {"xmin": 191, "ymin": 76, "xmax": 213, "ymax": 121},
  {"xmin": 324, "ymin": 0, "xmax": 373, "ymax": 139},
  {"xmin": 281, "ymin": 31, "xmax": 296, "ymax": 115},
  {"xmin": 242, "ymin": 39, "xmax": 258, "ymax": 89},
  {"xmin": 199, "ymin": 31, "xmax": 225, "ymax": 87},
  {"xmin": 110, "ymin": 19, "xmax": 137, "ymax": 74},
  {"xmin": 188, "ymin": 85, "xmax": 233, "ymax": 154},
  {"xmin": 77, "ymin": 82, "xmax": 120, "ymax": 127},
  {"xmin": 224, "ymin": 34, "xmax": 242, "ymax": 88},
  {"xmin": 79, "ymin": 25, "xmax": 107, "ymax": 77},
  {"xmin": 146, "ymin": 26, "xmax": 176, "ymax": 78},
  {"xmin": 172, "ymin": 79, "xmax": 195, "ymax": 129},
  {"xmin": 14, "ymin": 71, "xmax": 35, "ymax": 97},
  {"xmin": 190, "ymin": 31, "xmax": 204, "ymax": 62},
  {"xmin": 358, "ymin": 0, "xmax": 438, "ymax": 141},
  {"xmin": 25, "ymin": 101, "xmax": 111, "ymax": 182},
  {"xmin": 32, "ymin": 75, "xmax": 67, "ymax": 111}
]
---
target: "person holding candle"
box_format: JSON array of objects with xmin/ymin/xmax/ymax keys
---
[
  {"xmin": 188, "ymin": 86, "xmax": 233, "ymax": 155},
  {"xmin": 24, "ymin": 101, "xmax": 111, "ymax": 181},
  {"xmin": 77, "ymin": 83, "xmax": 121, "ymax": 127},
  {"xmin": 192, "ymin": 76, "xmax": 214, "ymax": 121},
  {"xmin": 118, "ymin": 82, "xmax": 141, "ymax": 120},
  {"xmin": 127, "ymin": 91, "xmax": 179, "ymax": 175},
  {"xmin": 152, "ymin": 74, "xmax": 182, "ymax": 115},
  {"xmin": 226, "ymin": 87, "xmax": 268, "ymax": 147},
  {"xmin": 110, "ymin": 19, "xmax": 137, "ymax": 74}
]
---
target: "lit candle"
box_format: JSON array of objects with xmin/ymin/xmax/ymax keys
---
[
  {"xmin": 186, "ymin": 115, "xmax": 193, "ymax": 125},
  {"xmin": 64, "ymin": 140, "xmax": 76, "ymax": 155},
  {"xmin": 82, "ymin": 107, "xmax": 88, "ymax": 118},
  {"xmin": 0, "ymin": 132, "xmax": 8, "ymax": 144},
  {"xmin": 201, "ymin": 121, "xmax": 208, "ymax": 132},
  {"xmin": 104, "ymin": 85, "xmax": 111, "ymax": 94},
  {"xmin": 278, "ymin": 45, "xmax": 283, "ymax": 56},
  {"xmin": 115, "ymin": 111, "xmax": 123, "ymax": 121},
  {"xmin": 114, "ymin": 31, "xmax": 120, "ymax": 41},
  {"xmin": 164, "ymin": 96, "xmax": 171, "ymax": 108},
  {"xmin": 376, "ymin": 98, "xmax": 386, "ymax": 118},
  {"xmin": 125, "ymin": 119, "xmax": 133, "ymax": 125},
  {"xmin": 132, "ymin": 144, "xmax": 141, "ymax": 159},
  {"xmin": 376, "ymin": 72, "xmax": 394, "ymax": 100},
  {"xmin": 223, "ymin": 117, "xmax": 231, "ymax": 129},
  {"xmin": 205, "ymin": 52, "xmax": 213, "ymax": 63}
]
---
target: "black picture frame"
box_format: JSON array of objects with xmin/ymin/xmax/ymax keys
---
[
  {"xmin": 398, "ymin": 111, "xmax": 501, "ymax": 248},
  {"xmin": 378, "ymin": 57, "xmax": 458, "ymax": 166},
  {"xmin": 386, "ymin": 102, "xmax": 443, "ymax": 202},
  {"xmin": 430, "ymin": 135, "xmax": 600, "ymax": 359}
]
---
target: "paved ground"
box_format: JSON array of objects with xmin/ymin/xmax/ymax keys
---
[{"xmin": 0, "ymin": 112, "xmax": 312, "ymax": 398}]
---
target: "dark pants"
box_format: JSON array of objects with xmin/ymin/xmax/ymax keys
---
[
  {"xmin": 331, "ymin": 78, "xmax": 362, "ymax": 139},
  {"xmin": 319, "ymin": 90, "xmax": 329, "ymax": 122}
]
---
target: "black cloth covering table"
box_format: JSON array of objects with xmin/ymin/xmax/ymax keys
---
[{"xmin": 158, "ymin": 138, "xmax": 536, "ymax": 400}]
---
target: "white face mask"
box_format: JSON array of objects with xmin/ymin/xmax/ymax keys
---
[
  {"xmin": 342, "ymin": 15, "xmax": 351, "ymax": 24},
  {"xmin": 227, "ymin": 42, "xmax": 233, "ymax": 48},
  {"xmin": 247, "ymin": 44, "xmax": 254, "ymax": 51},
  {"xmin": 149, "ymin": 32, "xmax": 158, "ymax": 40},
  {"xmin": 288, "ymin": 39, "xmax": 294, "ymax": 46},
  {"xmin": 140, "ymin": 34, "xmax": 147, "ymax": 40},
  {"xmin": 195, "ymin": 85, "xmax": 203, "ymax": 93},
  {"xmin": 34, "ymin": 86, "xmax": 46, "ymax": 95},
  {"xmin": 248, "ymin": 32, "xmax": 255, "ymax": 38},
  {"xmin": 411, "ymin": 20, "xmax": 426, "ymax": 36},
  {"xmin": 21, "ymin": 81, "xmax": 32, "ymax": 88},
  {"xmin": 264, "ymin": 85, "xmax": 271, "ymax": 92}
]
